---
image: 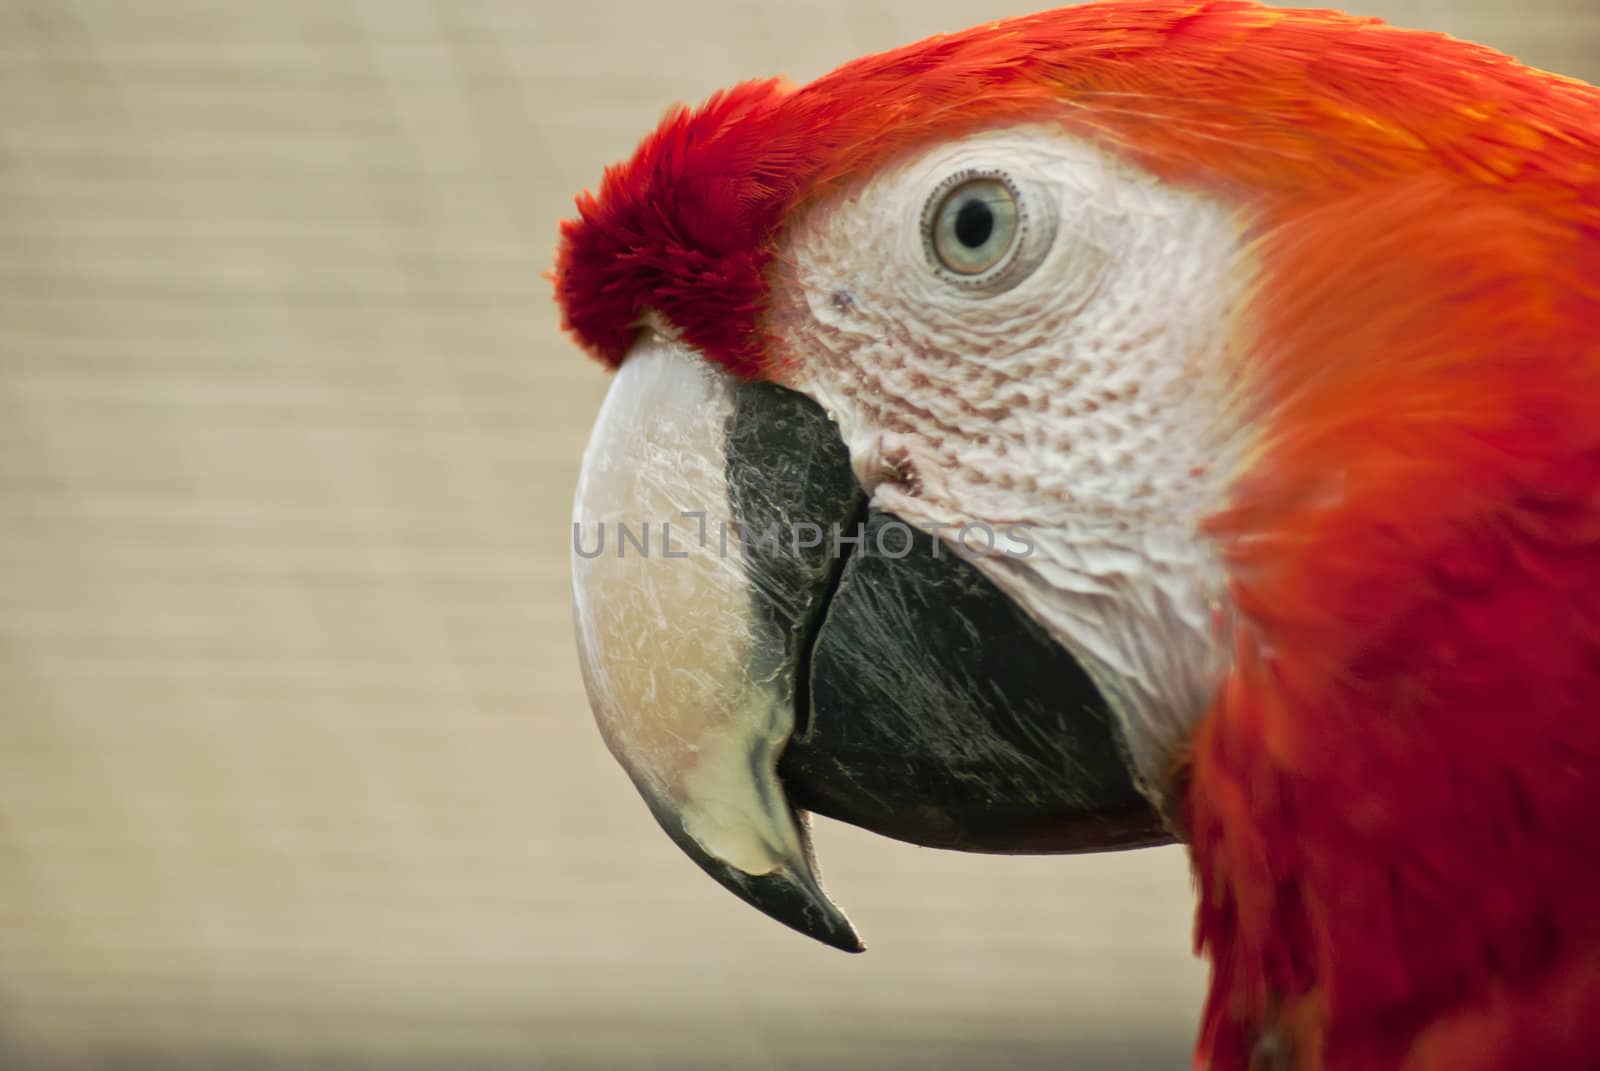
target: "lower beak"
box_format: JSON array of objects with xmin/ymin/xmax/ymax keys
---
[{"xmin": 571, "ymin": 334, "xmax": 1168, "ymax": 953}]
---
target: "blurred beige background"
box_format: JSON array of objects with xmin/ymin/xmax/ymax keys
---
[{"xmin": 1, "ymin": 2, "xmax": 1594, "ymax": 1069}]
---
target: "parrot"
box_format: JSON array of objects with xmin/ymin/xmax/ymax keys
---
[{"xmin": 551, "ymin": 1, "xmax": 1600, "ymax": 1068}]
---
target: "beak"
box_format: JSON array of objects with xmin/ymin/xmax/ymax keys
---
[{"xmin": 572, "ymin": 334, "xmax": 1169, "ymax": 953}]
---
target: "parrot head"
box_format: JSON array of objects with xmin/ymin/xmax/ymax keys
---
[{"xmin": 555, "ymin": 2, "xmax": 1600, "ymax": 1066}]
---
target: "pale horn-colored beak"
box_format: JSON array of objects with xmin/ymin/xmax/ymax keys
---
[{"xmin": 570, "ymin": 331, "xmax": 863, "ymax": 952}]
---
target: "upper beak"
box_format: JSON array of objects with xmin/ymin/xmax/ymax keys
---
[{"xmin": 572, "ymin": 334, "xmax": 1168, "ymax": 953}]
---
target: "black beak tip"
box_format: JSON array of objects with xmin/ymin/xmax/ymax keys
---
[
  {"xmin": 661, "ymin": 817, "xmax": 865, "ymax": 953},
  {"xmin": 693, "ymin": 854, "xmax": 865, "ymax": 952},
  {"xmin": 720, "ymin": 864, "xmax": 866, "ymax": 953}
]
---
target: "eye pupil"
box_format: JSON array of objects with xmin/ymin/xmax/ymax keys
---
[
  {"xmin": 953, "ymin": 198, "xmax": 993, "ymax": 248},
  {"xmin": 925, "ymin": 174, "xmax": 1021, "ymax": 278}
]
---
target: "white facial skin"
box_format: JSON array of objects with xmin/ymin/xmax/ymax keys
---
[{"xmin": 765, "ymin": 126, "xmax": 1252, "ymax": 807}]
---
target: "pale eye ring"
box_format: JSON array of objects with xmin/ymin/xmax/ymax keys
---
[{"xmin": 924, "ymin": 174, "xmax": 1021, "ymax": 278}]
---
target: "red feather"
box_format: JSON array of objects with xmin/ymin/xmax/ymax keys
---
[{"xmin": 1190, "ymin": 154, "xmax": 1600, "ymax": 1069}]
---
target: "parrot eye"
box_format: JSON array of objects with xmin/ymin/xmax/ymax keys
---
[{"xmin": 924, "ymin": 173, "xmax": 1021, "ymax": 279}]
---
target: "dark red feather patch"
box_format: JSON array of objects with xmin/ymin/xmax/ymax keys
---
[{"xmin": 553, "ymin": 79, "xmax": 797, "ymax": 378}]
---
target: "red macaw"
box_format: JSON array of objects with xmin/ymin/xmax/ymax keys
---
[{"xmin": 553, "ymin": 3, "xmax": 1600, "ymax": 1067}]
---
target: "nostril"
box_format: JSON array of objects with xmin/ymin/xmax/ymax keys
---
[
  {"xmin": 890, "ymin": 454, "xmax": 922, "ymax": 497},
  {"xmin": 871, "ymin": 442, "xmax": 921, "ymax": 497}
]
